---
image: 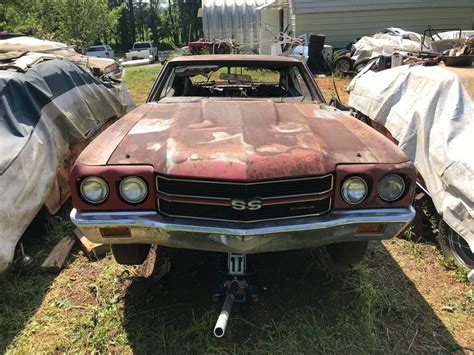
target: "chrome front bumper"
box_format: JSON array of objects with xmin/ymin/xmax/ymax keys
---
[{"xmin": 70, "ymin": 207, "xmax": 415, "ymax": 254}]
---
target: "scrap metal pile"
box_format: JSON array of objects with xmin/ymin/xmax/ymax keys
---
[{"xmin": 0, "ymin": 36, "xmax": 135, "ymax": 272}]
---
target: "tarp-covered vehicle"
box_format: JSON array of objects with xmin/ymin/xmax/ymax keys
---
[
  {"xmin": 348, "ymin": 63, "xmax": 474, "ymax": 269},
  {"xmin": 0, "ymin": 37, "xmax": 135, "ymax": 272}
]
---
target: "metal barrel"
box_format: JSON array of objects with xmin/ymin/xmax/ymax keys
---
[{"xmin": 213, "ymin": 293, "xmax": 235, "ymax": 337}]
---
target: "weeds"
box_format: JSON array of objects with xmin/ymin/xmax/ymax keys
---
[{"xmin": 123, "ymin": 65, "xmax": 162, "ymax": 105}]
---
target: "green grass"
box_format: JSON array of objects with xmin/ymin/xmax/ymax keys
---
[{"xmin": 123, "ymin": 65, "xmax": 162, "ymax": 105}]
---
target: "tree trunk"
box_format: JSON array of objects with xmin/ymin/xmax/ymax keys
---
[
  {"xmin": 150, "ymin": 0, "xmax": 159, "ymax": 47},
  {"xmin": 128, "ymin": 0, "xmax": 136, "ymax": 44},
  {"xmin": 167, "ymin": 0, "xmax": 179, "ymax": 46}
]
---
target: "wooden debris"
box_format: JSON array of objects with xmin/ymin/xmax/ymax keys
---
[
  {"xmin": 41, "ymin": 236, "xmax": 76, "ymax": 273},
  {"xmin": 73, "ymin": 229, "xmax": 110, "ymax": 259}
]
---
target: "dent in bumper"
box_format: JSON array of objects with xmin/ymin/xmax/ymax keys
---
[{"xmin": 70, "ymin": 207, "xmax": 415, "ymax": 254}]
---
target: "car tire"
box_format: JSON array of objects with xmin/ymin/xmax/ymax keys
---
[
  {"xmin": 333, "ymin": 56, "xmax": 353, "ymax": 73},
  {"xmin": 326, "ymin": 241, "xmax": 368, "ymax": 266},
  {"xmin": 111, "ymin": 244, "xmax": 151, "ymax": 265},
  {"xmin": 438, "ymin": 219, "xmax": 474, "ymax": 269},
  {"xmin": 353, "ymin": 58, "xmax": 371, "ymax": 73},
  {"xmin": 334, "ymin": 49, "xmax": 350, "ymax": 57}
]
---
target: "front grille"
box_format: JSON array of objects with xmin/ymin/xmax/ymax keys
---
[
  {"xmin": 157, "ymin": 175, "xmax": 332, "ymax": 198},
  {"xmin": 159, "ymin": 198, "xmax": 331, "ymax": 222},
  {"xmin": 156, "ymin": 175, "xmax": 333, "ymax": 222}
]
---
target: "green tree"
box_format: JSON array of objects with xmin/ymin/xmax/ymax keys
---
[{"xmin": 3, "ymin": 0, "xmax": 122, "ymax": 49}]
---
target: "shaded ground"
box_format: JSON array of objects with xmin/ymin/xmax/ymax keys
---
[{"xmin": 1, "ymin": 67, "xmax": 472, "ymax": 353}]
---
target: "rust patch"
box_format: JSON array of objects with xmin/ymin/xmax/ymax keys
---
[{"xmin": 106, "ymin": 100, "xmax": 408, "ymax": 181}]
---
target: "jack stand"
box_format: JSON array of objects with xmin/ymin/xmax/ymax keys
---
[
  {"xmin": 212, "ymin": 253, "xmax": 257, "ymax": 303},
  {"xmin": 212, "ymin": 252, "xmax": 257, "ymax": 337}
]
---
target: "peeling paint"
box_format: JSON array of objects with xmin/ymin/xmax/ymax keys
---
[{"xmin": 105, "ymin": 100, "xmax": 409, "ymax": 181}]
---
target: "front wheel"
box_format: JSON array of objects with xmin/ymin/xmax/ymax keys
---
[
  {"xmin": 111, "ymin": 244, "xmax": 151, "ymax": 265},
  {"xmin": 438, "ymin": 220, "xmax": 474, "ymax": 269},
  {"xmin": 326, "ymin": 241, "xmax": 368, "ymax": 267}
]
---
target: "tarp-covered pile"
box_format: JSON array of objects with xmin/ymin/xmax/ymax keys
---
[
  {"xmin": 352, "ymin": 28, "xmax": 424, "ymax": 62},
  {"xmin": 0, "ymin": 38, "xmax": 134, "ymax": 272},
  {"xmin": 348, "ymin": 65, "xmax": 474, "ymax": 252}
]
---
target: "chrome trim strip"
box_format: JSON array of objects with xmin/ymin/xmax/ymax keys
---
[
  {"xmin": 71, "ymin": 207, "xmax": 416, "ymax": 237},
  {"xmin": 157, "ymin": 191, "xmax": 330, "ymax": 206},
  {"xmin": 156, "ymin": 198, "xmax": 332, "ymax": 223},
  {"xmin": 157, "ymin": 194, "xmax": 330, "ymax": 206},
  {"xmin": 159, "ymin": 193, "xmax": 230, "ymax": 201},
  {"xmin": 158, "ymin": 197, "xmax": 230, "ymax": 206},
  {"xmin": 416, "ymin": 181, "xmax": 431, "ymax": 197},
  {"xmin": 262, "ymin": 195, "xmax": 329, "ymax": 205}
]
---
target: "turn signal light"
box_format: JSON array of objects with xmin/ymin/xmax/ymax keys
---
[
  {"xmin": 100, "ymin": 227, "xmax": 131, "ymax": 238},
  {"xmin": 356, "ymin": 224, "xmax": 385, "ymax": 234}
]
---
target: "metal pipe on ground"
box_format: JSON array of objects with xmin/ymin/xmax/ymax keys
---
[{"xmin": 213, "ymin": 293, "xmax": 235, "ymax": 337}]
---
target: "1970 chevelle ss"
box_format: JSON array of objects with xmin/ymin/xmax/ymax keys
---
[{"xmin": 70, "ymin": 55, "xmax": 416, "ymax": 269}]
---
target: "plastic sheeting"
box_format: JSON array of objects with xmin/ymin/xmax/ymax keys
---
[
  {"xmin": 352, "ymin": 28, "xmax": 422, "ymax": 62},
  {"xmin": 437, "ymin": 31, "xmax": 474, "ymax": 40},
  {"xmin": 202, "ymin": 0, "xmax": 276, "ymax": 51},
  {"xmin": 348, "ymin": 65, "xmax": 474, "ymax": 252},
  {"xmin": 0, "ymin": 58, "xmax": 134, "ymax": 272}
]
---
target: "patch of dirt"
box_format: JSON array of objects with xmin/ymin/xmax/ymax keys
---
[{"xmin": 315, "ymin": 76, "xmax": 351, "ymax": 104}]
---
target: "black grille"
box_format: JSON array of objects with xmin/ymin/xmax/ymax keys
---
[
  {"xmin": 157, "ymin": 175, "xmax": 332, "ymax": 198},
  {"xmin": 158, "ymin": 198, "xmax": 331, "ymax": 222},
  {"xmin": 156, "ymin": 174, "xmax": 333, "ymax": 222}
]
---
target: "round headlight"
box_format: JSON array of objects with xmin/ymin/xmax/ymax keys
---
[
  {"xmin": 80, "ymin": 177, "xmax": 109, "ymax": 204},
  {"xmin": 378, "ymin": 174, "xmax": 405, "ymax": 201},
  {"xmin": 119, "ymin": 176, "xmax": 148, "ymax": 203},
  {"xmin": 341, "ymin": 176, "xmax": 368, "ymax": 204}
]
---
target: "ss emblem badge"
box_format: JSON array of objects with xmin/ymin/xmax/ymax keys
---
[{"xmin": 231, "ymin": 198, "xmax": 262, "ymax": 210}]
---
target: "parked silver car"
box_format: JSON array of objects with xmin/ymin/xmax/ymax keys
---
[{"xmin": 86, "ymin": 45, "xmax": 114, "ymax": 59}]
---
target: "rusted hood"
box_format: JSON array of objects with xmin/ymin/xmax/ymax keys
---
[{"xmin": 105, "ymin": 100, "xmax": 408, "ymax": 180}]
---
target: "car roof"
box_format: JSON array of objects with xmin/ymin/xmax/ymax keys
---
[
  {"xmin": 89, "ymin": 45, "xmax": 106, "ymax": 48},
  {"xmin": 169, "ymin": 54, "xmax": 301, "ymax": 63}
]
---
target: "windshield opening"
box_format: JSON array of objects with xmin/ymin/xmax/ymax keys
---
[{"xmin": 154, "ymin": 63, "xmax": 315, "ymax": 103}]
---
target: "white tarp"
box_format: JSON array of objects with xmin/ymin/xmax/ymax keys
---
[
  {"xmin": 437, "ymin": 30, "xmax": 474, "ymax": 40},
  {"xmin": 348, "ymin": 65, "xmax": 474, "ymax": 251},
  {"xmin": 352, "ymin": 28, "xmax": 422, "ymax": 62},
  {"xmin": 202, "ymin": 0, "xmax": 276, "ymax": 51}
]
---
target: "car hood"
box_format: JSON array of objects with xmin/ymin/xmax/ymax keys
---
[{"xmin": 101, "ymin": 100, "xmax": 408, "ymax": 180}]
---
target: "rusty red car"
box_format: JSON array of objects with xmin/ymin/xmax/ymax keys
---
[{"xmin": 70, "ymin": 55, "xmax": 416, "ymax": 270}]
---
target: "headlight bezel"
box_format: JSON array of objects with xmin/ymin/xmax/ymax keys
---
[
  {"xmin": 378, "ymin": 174, "xmax": 406, "ymax": 202},
  {"xmin": 80, "ymin": 176, "xmax": 109, "ymax": 204},
  {"xmin": 341, "ymin": 176, "xmax": 368, "ymax": 205},
  {"xmin": 119, "ymin": 176, "xmax": 149, "ymax": 204}
]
